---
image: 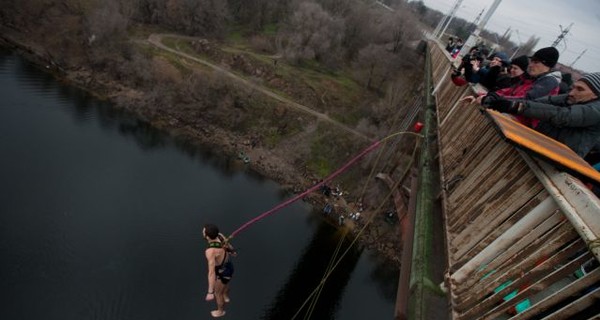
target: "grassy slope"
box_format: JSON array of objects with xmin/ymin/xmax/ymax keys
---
[{"xmin": 131, "ymin": 24, "xmax": 375, "ymax": 181}]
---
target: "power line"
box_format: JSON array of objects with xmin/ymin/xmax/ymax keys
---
[
  {"xmin": 570, "ymin": 49, "xmax": 587, "ymax": 69},
  {"xmin": 551, "ymin": 23, "xmax": 573, "ymax": 48}
]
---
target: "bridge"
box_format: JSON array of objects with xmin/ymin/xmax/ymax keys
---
[{"xmin": 393, "ymin": 40, "xmax": 600, "ymax": 320}]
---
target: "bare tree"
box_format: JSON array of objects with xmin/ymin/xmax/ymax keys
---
[
  {"xmin": 83, "ymin": 0, "xmax": 130, "ymax": 67},
  {"xmin": 353, "ymin": 44, "xmax": 397, "ymax": 91},
  {"xmin": 376, "ymin": 8, "xmax": 419, "ymax": 54},
  {"xmin": 227, "ymin": 0, "xmax": 291, "ymax": 31},
  {"xmin": 280, "ymin": 1, "xmax": 344, "ymax": 67},
  {"xmin": 341, "ymin": 4, "xmax": 378, "ymax": 61},
  {"xmin": 519, "ymin": 35, "xmax": 541, "ymax": 57}
]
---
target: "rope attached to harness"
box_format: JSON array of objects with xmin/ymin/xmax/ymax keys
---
[{"xmin": 226, "ymin": 131, "xmax": 422, "ymax": 242}]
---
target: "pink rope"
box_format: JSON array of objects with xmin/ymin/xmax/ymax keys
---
[{"xmin": 229, "ymin": 140, "xmax": 382, "ymax": 239}]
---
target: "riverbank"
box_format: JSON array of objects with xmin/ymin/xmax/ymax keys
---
[{"xmin": 0, "ymin": 26, "xmax": 402, "ymax": 265}]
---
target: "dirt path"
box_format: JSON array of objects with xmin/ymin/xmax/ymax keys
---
[{"xmin": 146, "ymin": 34, "xmax": 371, "ymax": 141}]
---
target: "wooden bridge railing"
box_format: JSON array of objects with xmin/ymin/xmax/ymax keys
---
[{"xmin": 428, "ymin": 40, "xmax": 600, "ymax": 320}]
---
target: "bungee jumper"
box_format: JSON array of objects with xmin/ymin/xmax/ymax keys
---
[
  {"xmin": 200, "ymin": 130, "xmax": 422, "ymax": 318},
  {"xmin": 203, "ymin": 224, "xmax": 236, "ymax": 318}
]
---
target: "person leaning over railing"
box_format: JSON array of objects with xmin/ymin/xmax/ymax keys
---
[
  {"xmin": 462, "ymin": 55, "xmax": 532, "ymax": 104},
  {"xmin": 481, "ymin": 72, "xmax": 600, "ymax": 158},
  {"xmin": 477, "ymin": 51, "xmax": 512, "ymax": 92},
  {"xmin": 462, "ymin": 48, "xmax": 563, "ymax": 128}
]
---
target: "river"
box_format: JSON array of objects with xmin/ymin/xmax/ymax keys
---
[{"xmin": 0, "ymin": 48, "xmax": 397, "ymax": 320}]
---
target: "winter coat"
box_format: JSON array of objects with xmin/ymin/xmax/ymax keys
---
[
  {"xmin": 521, "ymin": 94, "xmax": 600, "ymax": 157},
  {"xmin": 525, "ymin": 71, "xmax": 561, "ymax": 100},
  {"xmin": 502, "ymin": 72, "xmax": 561, "ymax": 128},
  {"xmin": 478, "ymin": 65, "xmax": 512, "ymax": 91},
  {"xmin": 495, "ymin": 74, "xmax": 534, "ymax": 98}
]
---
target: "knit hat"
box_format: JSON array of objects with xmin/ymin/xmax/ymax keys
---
[
  {"xmin": 580, "ymin": 72, "xmax": 600, "ymax": 97},
  {"xmin": 530, "ymin": 47, "xmax": 559, "ymax": 68},
  {"xmin": 491, "ymin": 52, "xmax": 510, "ymax": 66},
  {"xmin": 511, "ymin": 55, "xmax": 529, "ymax": 72}
]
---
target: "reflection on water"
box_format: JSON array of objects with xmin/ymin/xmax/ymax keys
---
[
  {"xmin": 0, "ymin": 48, "xmax": 395, "ymax": 319},
  {"xmin": 264, "ymin": 224, "xmax": 361, "ymax": 319}
]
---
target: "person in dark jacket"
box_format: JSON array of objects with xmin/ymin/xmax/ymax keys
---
[
  {"xmin": 478, "ymin": 51, "xmax": 512, "ymax": 91},
  {"xmin": 525, "ymin": 47, "xmax": 562, "ymax": 99},
  {"xmin": 559, "ymin": 72, "xmax": 574, "ymax": 94},
  {"xmin": 451, "ymin": 46, "xmax": 480, "ymax": 82},
  {"xmin": 446, "ymin": 37, "xmax": 456, "ymax": 53},
  {"xmin": 482, "ymin": 72, "xmax": 600, "ymax": 157}
]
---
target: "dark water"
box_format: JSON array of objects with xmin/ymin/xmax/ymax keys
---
[{"xmin": 0, "ymin": 49, "xmax": 396, "ymax": 320}]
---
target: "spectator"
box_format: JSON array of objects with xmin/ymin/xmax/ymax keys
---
[
  {"xmin": 459, "ymin": 53, "xmax": 485, "ymax": 83},
  {"xmin": 478, "ymin": 51, "xmax": 512, "ymax": 91},
  {"xmin": 451, "ymin": 38, "xmax": 464, "ymax": 58},
  {"xmin": 496, "ymin": 55, "xmax": 532, "ymax": 96},
  {"xmin": 523, "ymin": 47, "xmax": 562, "ymax": 100},
  {"xmin": 482, "ymin": 72, "xmax": 600, "ymax": 157},
  {"xmin": 470, "ymin": 49, "xmax": 562, "ymax": 128},
  {"xmin": 461, "ymin": 55, "xmax": 532, "ymax": 105},
  {"xmin": 559, "ymin": 72, "xmax": 574, "ymax": 94},
  {"xmin": 452, "ymin": 46, "xmax": 479, "ymax": 81},
  {"xmin": 445, "ymin": 37, "xmax": 456, "ymax": 53}
]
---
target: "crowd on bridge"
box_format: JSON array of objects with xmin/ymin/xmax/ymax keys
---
[{"xmin": 446, "ymin": 39, "xmax": 600, "ymax": 192}]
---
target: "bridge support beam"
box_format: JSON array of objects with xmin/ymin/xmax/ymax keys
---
[{"xmin": 407, "ymin": 44, "xmax": 448, "ymax": 320}]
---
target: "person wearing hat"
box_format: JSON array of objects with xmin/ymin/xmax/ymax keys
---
[
  {"xmin": 486, "ymin": 48, "xmax": 562, "ymax": 128},
  {"xmin": 461, "ymin": 55, "xmax": 534, "ymax": 113},
  {"xmin": 478, "ymin": 51, "xmax": 512, "ymax": 91},
  {"xmin": 482, "ymin": 72, "xmax": 600, "ymax": 157},
  {"xmin": 451, "ymin": 46, "xmax": 480, "ymax": 84},
  {"xmin": 525, "ymin": 47, "xmax": 562, "ymax": 99}
]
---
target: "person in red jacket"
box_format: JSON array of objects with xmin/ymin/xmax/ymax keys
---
[
  {"xmin": 462, "ymin": 48, "xmax": 562, "ymax": 128},
  {"xmin": 462, "ymin": 55, "xmax": 532, "ymax": 104}
]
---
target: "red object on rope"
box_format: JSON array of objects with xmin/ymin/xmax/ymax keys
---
[
  {"xmin": 413, "ymin": 122, "xmax": 424, "ymax": 133},
  {"xmin": 228, "ymin": 140, "xmax": 382, "ymax": 239}
]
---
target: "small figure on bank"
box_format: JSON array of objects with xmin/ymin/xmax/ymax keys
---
[
  {"xmin": 204, "ymin": 224, "xmax": 235, "ymax": 318},
  {"xmin": 320, "ymin": 183, "xmax": 332, "ymax": 197},
  {"xmin": 323, "ymin": 203, "xmax": 333, "ymax": 215}
]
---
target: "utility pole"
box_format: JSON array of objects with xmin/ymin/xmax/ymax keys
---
[
  {"xmin": 458, "ymin": 0, "xmax": 504, "ymax": 57},
  {"xmin": 502, "ymin": 26, "xmax": 511, "ymax": 39},
  {"xmin": 432, "ymin": 4, "xmax": 452, "ymax": 38},
  {"xmin": 569, "ymin": 49, "xmax": 587, "ymax": 68},
  {"xmin": 468, "ymin": 8, "xmax": 484, "ymax": 34},
  {"xmin": 472, "ymin": 8, "xmax": 484, "ymax": 27},
  {"xmin": 510, "ymin": 29, "xmax": 522, "ymax": 59},
  {"xmin": 438, "ymin": 0, "xmax": 464, "ymax": 39},
  {"xmin": 551, "ymin": 23, "xmax": 573, "ymax": 47}
]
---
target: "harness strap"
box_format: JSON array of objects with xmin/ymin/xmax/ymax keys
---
[{"xmin": 208, "ymin": 241, "xmax": 223, "ymax": 248}]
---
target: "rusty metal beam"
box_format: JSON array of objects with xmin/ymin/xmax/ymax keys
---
[
  {"xmin": 408, "ymin": 44, "xmax": 446, "ymax": 320},
  {"xmin": 521, "ymin": 152, "xmax": 600, "ymax": 262},
  {"xmin": 450, "ymin": 197, "xmax": 557, "ymax": 289},
  {"xmin": 455, "ymin": 239, "xmax": 587, "ymax": 318},
  {"xmin": 541, "ymin": 286, "xmax": 600, "ymax": 320},
  {"xmin": 513, "ymin": 268, "xmax": 600, "ymax": 320},
  {"xmin": 454, "ymin": 191, "xmax": 549, "ymax": 274},
  {"xmin": 395, "ymin": 173, "xmax": 419, "ymax": 320},
  {"xmin": 453, "ymin": 220, "xmax": 578, "ymax": 304},
  {"xmin": 475, "ymin": 251, "xmax": 592, "ymax": 320}
]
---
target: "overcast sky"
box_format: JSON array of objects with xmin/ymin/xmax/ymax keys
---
[{"xmin": 419, "ymin": 0, "xmax": 600, "ymax": 73}]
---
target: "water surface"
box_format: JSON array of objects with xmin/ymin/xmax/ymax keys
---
[{"xmin": 0, "ymin": 49, "xmax": 396, "ymax": 319}]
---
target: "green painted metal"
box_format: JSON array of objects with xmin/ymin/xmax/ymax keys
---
[{"xmin": 408, "ymin": 43, "xmax": 446, "ymax": 320}]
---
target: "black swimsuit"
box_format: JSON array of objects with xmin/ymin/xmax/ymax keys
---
[{"xmin": 208, "ymin": 242, "xmax": 234, "ymax": 284}]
